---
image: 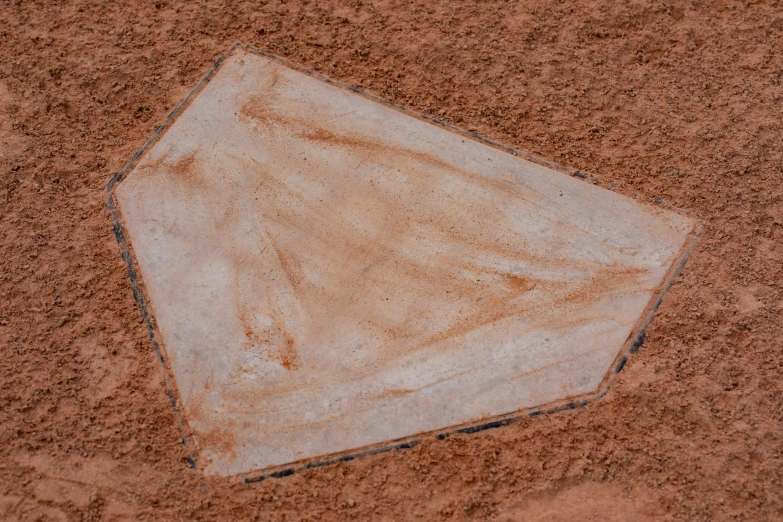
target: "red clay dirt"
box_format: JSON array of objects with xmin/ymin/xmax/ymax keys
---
[{"xmin": 0, "ymin": 0, "xmax": 782, "ymax": 520}]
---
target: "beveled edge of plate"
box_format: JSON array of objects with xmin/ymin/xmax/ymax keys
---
[{"xmin": 105, "ymin": 42, "xmax": 705, "ymax": 481}]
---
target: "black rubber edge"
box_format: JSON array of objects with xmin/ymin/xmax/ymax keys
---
[
  {"xmin": 244, "ymin": 440, "xmax": 422, "ymax": 483},
  {"xmin": 105, "ymin": 42, "xmax": 703, "ymax": 483}
]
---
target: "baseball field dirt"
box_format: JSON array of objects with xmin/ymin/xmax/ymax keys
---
[{"xmin": 1, "ymin": 1, "xmax": 782, "ymax": 520}]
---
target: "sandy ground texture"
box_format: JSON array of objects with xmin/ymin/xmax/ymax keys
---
[{"xmin": 0, "ymin": 0, "xmax": 782, "ymax": 520}]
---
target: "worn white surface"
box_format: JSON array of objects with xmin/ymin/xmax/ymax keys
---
[{"xmin": 114, "ymin": 50, "xmax": 696, "ymax": 476}]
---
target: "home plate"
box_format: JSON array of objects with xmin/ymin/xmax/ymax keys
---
[{"xmin": 107, "ymin": 45, "xmax": 698, "ymax": 478}]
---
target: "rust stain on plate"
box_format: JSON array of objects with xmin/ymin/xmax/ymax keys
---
[{"xmin": 112, "ymin": 49, "xmax": 696, "ymax": 476}]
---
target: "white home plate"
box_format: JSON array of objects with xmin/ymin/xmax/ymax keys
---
[{"xmin": 108, "ymin": 46, "xmax": 697, "ymax": 477}]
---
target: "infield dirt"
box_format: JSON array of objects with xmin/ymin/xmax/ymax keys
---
[{"xmin": 1, "ymin": 1, "xmax": 782, "ymax": 520}]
